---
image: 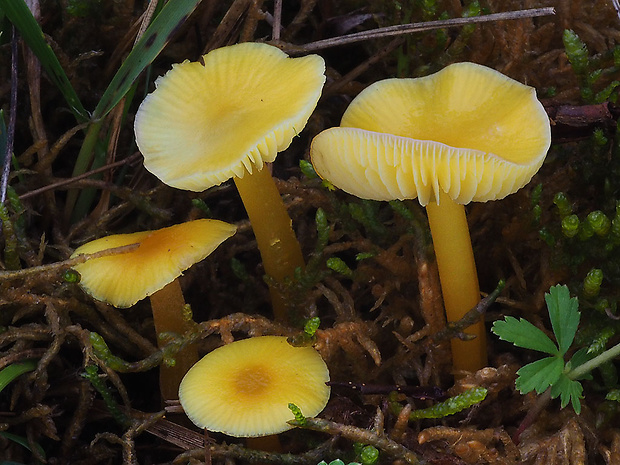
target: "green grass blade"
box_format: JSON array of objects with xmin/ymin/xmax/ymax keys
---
[
  {"xmin": 0, "ymin": 0, "xmax": 88, "ymax": 121},
  {"xmin": 0, "ymin": 431, "xmax": 46, "ymax": 460},
  {"xmin": 0, "ymin": 359, "xmax": 37, "ymax": 393},
  {"xmin": 92, "ymin": 0, "xmax": 202, "ymax": 120}
]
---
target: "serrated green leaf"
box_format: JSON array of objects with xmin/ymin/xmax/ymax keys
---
[
  {"xmin": 545, "ymin": 285, "xmax": 580, "ymax": 356},
  {"xmin": 515, "ymin": 356, "xmax": 564, "ymax": 394},
  {"xmin": 92, "ymin": 0, "xmax": 201, "ymax": 119},
  {"xmin": 491, "ymin": 316, "xmax": 558, "ymax": 355},
  {"xmin": 550, "ymin": 374, "xmax": 583, "ymax": 414},
  {"xmin": 0, "ymin": 0, "xmax": 88, "ymax": 121}
]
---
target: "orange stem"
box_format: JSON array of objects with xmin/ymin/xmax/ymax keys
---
[
  {"xmin": 149, "ymin": 279, "xmax": 199, "ymax": 401},
  {"xmin": 234, "ymin": 166, "xmax": 305, "ymax": 322},
  {"xmin": 425, "ymin": 191, "xmax": 487, "ymax": 375}
]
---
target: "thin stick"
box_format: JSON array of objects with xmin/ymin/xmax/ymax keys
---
[
  {"xmin": 289, "ymin": 417, "xmax": 421, "ymax": 465},
  {"xmin": 0, "ymin": 243, "xmax": 139, "ymax": 281},
  {"xmin": 135, "ymin": 0, "xmax": 159, "ymax": 44},
  {"xmin": 280, "ymin": 7, "xmax": 555, "ymax": 53},
  {"xmin": 272, "ymin": 0, "xmax": 282, "ymax": 41},
  {"xmin": 20, "ymin": 153, "xmax": 142, "ymax": 200},
  {"xmin": 1, "ymin": 26, "xmax": 18, "ymax": 205}
]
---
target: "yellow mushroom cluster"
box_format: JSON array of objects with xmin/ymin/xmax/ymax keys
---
[{"xmin": 70, "ymin": 41, "xmax": 551, "ymax": 438}]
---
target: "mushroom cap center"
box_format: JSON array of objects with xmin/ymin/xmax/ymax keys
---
[{"xmin": 233, "ymin": 364, "xmax": 273, "ymax": 397}]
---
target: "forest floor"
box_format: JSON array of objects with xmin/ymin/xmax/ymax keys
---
[{"xmin": 2, "ymin": 0, "xmax": 620, "ymax": 464}]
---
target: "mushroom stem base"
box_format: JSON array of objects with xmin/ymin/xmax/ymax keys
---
[
  {"xmin": 150, "ymin": 279, "xmax": 199, "ymax": 401},
  {"xmin": 425, "ymin": 191, "xmax": 487, "ymax": 374},
  {"xmin": 234, "ymin": 166, "xmax": 305, "ymax": 322}
]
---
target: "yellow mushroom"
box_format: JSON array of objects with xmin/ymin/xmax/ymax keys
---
[
  {"xmin": 179, "ymin": 336, "xmax": 330, "ymax": 437},
  {"xmin": 134, "ymin": 42, "xmax": 326, "ymax": 322},
  {"xmin": 310, "ymin": 63, "xmax": 551, "ymax": 375},
  {"xmin": 71, "ymin": 219, "xmax": 237, "ymax": 399}
]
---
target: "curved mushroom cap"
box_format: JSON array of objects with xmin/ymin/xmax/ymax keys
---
[
  {"xmin": 135, "ymin": 42, "xmax": 326, "ymax": 192},
  {"xmin": 179, "ymin": 336, "xmax": 330, "ymax": 437},
  {"xmin": 70, "ymin": 219, "xmax": 237, "ymax": 308},
  {"xmin": 311, "ymin": 62, "xmax": 551, "ymax": 206}
]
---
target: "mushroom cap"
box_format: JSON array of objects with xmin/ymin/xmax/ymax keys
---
[
  {"xmin": 70, "ymin": 219, "xmax": 237, "ymax": 308},
  {"xmin": 310, "ymin": 62, "xmax": 551, "ymax": 206},
  {"xmin": 135, "ymin": 42, "xmax": 326, "ymax": 192},
  {"xmin": 178, "ymin": 336, "xmax": 330, "ymax": 437}
]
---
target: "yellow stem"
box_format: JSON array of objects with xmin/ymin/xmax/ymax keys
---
[
  {"xmin": 149, "ymin": 279, "xmax": 199, "ymax": 401},
  {"xmin": 425, "ymin": 191, "xmax": 487, "ymax": 374},
  {"xmin": 234, "ymin": 166, "xmax": 305, "ymax": 323}
]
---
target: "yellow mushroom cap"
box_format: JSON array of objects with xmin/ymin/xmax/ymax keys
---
[
  {"xmin": 70, "ymin": 219, "xmax": 237, "ymax": 308},
  {"xmin": 178, "ymin": 336, "xmax": 330, "ymax": 437},
  {"xmin": 310, "ymin": 62, "xmax": 551, "ymax": 206},
  {"xmin": 135, "ymin": 42, "xmax": 326, "ymax": 191}
]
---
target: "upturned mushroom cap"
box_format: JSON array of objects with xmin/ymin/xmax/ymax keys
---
[
  {"xmin": 71, "ymin": 219, "xmax": 237, "ymax": 308},
  {"xmin": 178, "ymin": 336, "xmax": 330, "ymax": 437},
  {"xmin": 311, "ymin": 62, "xmax": 551, "ymax": 206},
  {"xmin": 135, "ymin": 42, "xmax": 326, "ymax": 191}
]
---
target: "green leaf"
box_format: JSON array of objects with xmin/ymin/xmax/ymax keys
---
[
  {"xmin": 545, "ymin": 284, "xmax": 580, "ymax": 356},
  {"xmin": 515, "ymin": 356, "xmax": 564, "ymax": 394},
  {"xmin": 491, "ymin": 316, "xmax": 558, "ymax": 355},
  {"xmin": 550, "ymin": 374, "xmax": 583, "ymax": 414},
  {"xmin": 0, "ymin": 0, "xmax": 88, "ymax": 121},
  {"xmin": 0, "ymin": 359, "xmax": 37, "ymax": 394},
  {"xmin": 92, "ymin": 0, "xmax": 201, "ymax": 120},
  {"xmin": 0, "ymin": 431, "xmax": 46, "ymax": 460}
]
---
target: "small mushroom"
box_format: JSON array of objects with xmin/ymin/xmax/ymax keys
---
[
  {"xmin": 135, "ymin": 42, "xmax": 326, "ymax": 322},
  {"xmin": 71, "ymin": 219, "xmax": 237, "ymax": 399},
  {"xmin": 179, "ymin": 335, "xmax": 330, "ymax": 437},
  {"xmin": 310, "ymin": 63, "xmax": 551, "ymax": 374}
]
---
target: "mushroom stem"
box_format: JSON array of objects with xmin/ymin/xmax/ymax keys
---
[
  {"xmin": 425, "ymin": 190, "xmax": 487, "ymax": 374},
  {"xmin": 149, "ymin": 279, "xmax": 199, "ymax": 401},
  {"xmin": 234, "ymin": 166, "xmax": 305, "ymax": 322}
]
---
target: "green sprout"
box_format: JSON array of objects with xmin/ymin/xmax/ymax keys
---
[
  {"xmin": 288, "ymin": 402, "xmax": 306, "ymax": 426},
  {"xmin": 390, "ymin": 386, "xmax": 487, "ymax": 421},
  {"xmin": 300, "ymin": 159, "xmax": 319, "ymax": 180},
  {"xmin": 327, "ymin": 257, "xmax": 354, "ymax": 278},
  {"xmin": 288, "ymin": 317, "xmax": 322, "ymax": 347},
  {"xmin": 583, "ymin": 268, "xmax": 603, "ymax": 297},
  {"xmin": 82, "ymin": 365, "xmax": 129, "ymax": 427},
  {"xmin": 353, "ymin": 443, "xmax": 379, "ymax": 465},
  {"xmin": 62, "ymin": 268, "xmax": 81, "ymax": 283},
  {"xmin": 304, "ymin": 317, "xmax": 321, "ymax": 338}
]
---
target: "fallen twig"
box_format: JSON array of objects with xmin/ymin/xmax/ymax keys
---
[{"xmin": 275, "ymin": 8, "xmax": 555, "ymax": 54}]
